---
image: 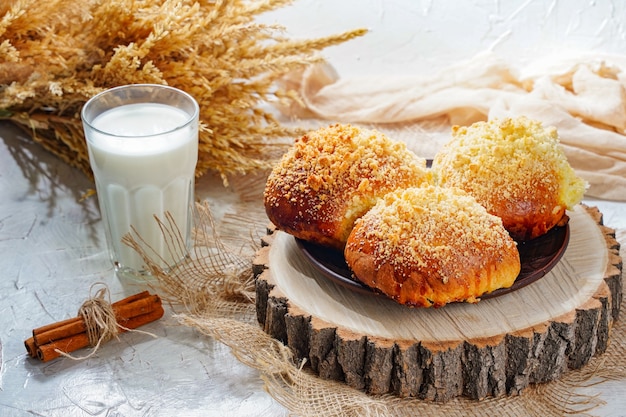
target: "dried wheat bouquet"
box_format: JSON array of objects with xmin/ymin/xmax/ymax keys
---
[{"xmin": 0, "ymin": 0, "xmax": 365, "ymax": 180}]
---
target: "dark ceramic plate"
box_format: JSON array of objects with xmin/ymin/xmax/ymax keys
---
[{"xmin": 295, "ymin": 223, "xmax": 570, "ymax": 300}]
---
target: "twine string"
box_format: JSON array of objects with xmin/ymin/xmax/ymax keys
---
[{"xmin": 79, "ymin": 285, "xmax": 119, "ymax": 347}]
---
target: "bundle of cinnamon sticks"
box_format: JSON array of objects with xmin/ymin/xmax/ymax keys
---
[{"xmin": 25, "ymin": 291, "xmax": 164, "ymax": 362}]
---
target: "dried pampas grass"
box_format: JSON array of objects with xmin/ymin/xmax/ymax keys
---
[{"xmin": 0, "ymin": 0, "xmax": 366, "ymax": 180}]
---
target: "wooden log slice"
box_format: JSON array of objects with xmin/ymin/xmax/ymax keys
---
[{"xmin": 254, "ymin": 205, "xmax": 622, "ymax": 401}]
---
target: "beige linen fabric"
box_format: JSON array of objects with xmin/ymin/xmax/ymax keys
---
[{"xmin": 278, "ymin": 52, "xmax": 626, "ymax": 201}]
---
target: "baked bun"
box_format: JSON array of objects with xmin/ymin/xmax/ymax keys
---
[
  {"xmin": 264, "ymin": 123, "xmax": 431, "ymax": 250},
  {"xmin": 432, "ymin": 117, "xmax": 587, "ymax": 241},
  {"xmin": 344, "ymin": 186, "xmax": 521, "ymax": 308}
]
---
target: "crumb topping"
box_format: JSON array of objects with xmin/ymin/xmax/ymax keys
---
[
  {"xmin": 432, "ymin": 117, "xmax": 587, "ymax": 213},
  {"xmin": 264, "ymin": 123, "xmax": 432, "ymax": 243},
  {"xmin": 351, "ymin": 186, "xmax": 516, "ymax": 283}
]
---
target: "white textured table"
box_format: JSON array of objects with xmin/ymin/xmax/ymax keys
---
[{"xmin": 0, "ymin": 121, "xmax": 289, "ymax": 417}]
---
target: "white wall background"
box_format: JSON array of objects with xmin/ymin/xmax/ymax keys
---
[{"xmin": 259, "ymin": 0, "xmax": 626, "ymax": 77}]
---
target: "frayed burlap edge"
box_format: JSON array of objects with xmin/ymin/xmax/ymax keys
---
[{"xmin": 124, "ymin": 194, "xmax": 625, "ymax": 417}]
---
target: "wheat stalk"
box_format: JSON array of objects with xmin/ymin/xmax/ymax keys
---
[{"xmin": 0, "ymin": 0, "xmax": 366, "ymax": 181}]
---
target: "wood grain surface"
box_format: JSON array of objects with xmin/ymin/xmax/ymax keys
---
[{"xmin": 254, "ymin": 204, "xmax": 623, "ymax": 401}]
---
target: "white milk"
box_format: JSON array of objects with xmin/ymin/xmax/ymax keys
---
[{"xmin": 86, "ymin": 102, "xmax": 198, "ymax": 273}]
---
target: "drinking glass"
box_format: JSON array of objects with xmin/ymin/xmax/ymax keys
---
[{"xmin": 81, "ymin": 84, "xmax": 199, "ymax": 277}]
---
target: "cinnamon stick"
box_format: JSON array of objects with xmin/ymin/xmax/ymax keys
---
[
  {"xmin": 31, "ymin": 293, "xmax": 160, "ymax": 347},
  {"xmin": 29, "ymin": 291, "xmax": 151, "ymax": 347},
  {"xmin": 25, "ymin": 291, "xmax": 164, "ymax": 362},
  {"xmin": 36, "ymin": 307, "xmax": 165, "ymax": 362},
  {"xmin": 36, "ymin": 333, "xmax": 90, "ymax": 362}
]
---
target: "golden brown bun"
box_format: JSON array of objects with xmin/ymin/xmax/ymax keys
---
[
  {"xmin": 264, "ymin": 123, "xmax": 431, "ymax": 250},
  {"xmin": 432, "ymin": 117, "xmax": 587, "ymax": 241},
  {"xmin": 344, "ymin": 186, "xmax": 521, "ymax": 308}
]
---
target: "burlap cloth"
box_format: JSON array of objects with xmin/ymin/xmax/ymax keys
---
[
  {"xmin": 130, "ymin": 52, "xmax": 626, "ymax": 416},
  {"xmin": 132, "ymin": 198, "xmax": 624, "ymax": 417}
]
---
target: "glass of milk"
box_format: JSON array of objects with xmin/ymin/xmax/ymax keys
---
[{"xmin": 81, "ymin": 84, "xmax": 199, "ymax": 277}]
